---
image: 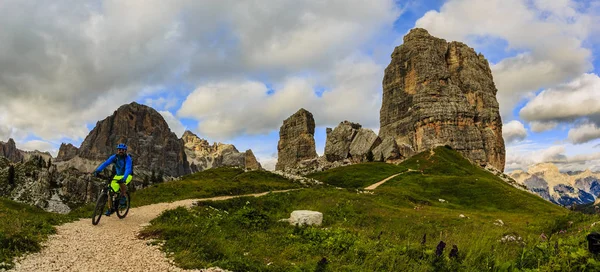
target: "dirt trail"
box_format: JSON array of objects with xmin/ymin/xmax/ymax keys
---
[
  {"xmin": 11, "ymin": 190, "xmax": 295, "ymax": 272},
  {"xmin": 364, "ymin": 170, "xmax": 417, "ymax": 190}
]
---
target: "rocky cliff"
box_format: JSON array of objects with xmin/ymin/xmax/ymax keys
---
[
  {"xmin": 76, "ymin": 102, "xmax": 189, "ymax": 177},
  {"xmin": 0, "ymin": 138, "xmax": 24, "ymax": 163},
  {"xmin": 0, "ymin": 154, "xmax": 101, "ymax": 213},
  {"xmin": 379, "ymin": 28, "xmax": 505, "ymax": 171},
  {"xmin": 182, "ymin": 130, "xmax": 261, "ymax": 172},
  {"xmin": 276, "ymin": 108, "xmax": 318, "ymax": 171},
  {"xmin": 509, "ymin": 163, "xmax": 600, "ymax": 206},
  {"xmin": 56, "ymin": 143, "xmax": 79, "ymax": 162}
]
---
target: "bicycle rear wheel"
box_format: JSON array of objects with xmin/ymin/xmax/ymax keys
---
[
  {"xmin": 92, "ymin": 193, "xmax": 108, "ymax": 225},
  {"xmin": 116, "ymin": 192, "xmax": 130, "ymax": 219}
]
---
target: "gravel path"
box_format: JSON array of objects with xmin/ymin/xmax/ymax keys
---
[
  {"xmin": 364, "ymin": 169, "xmax": 417, "ymax": 190},
  {"xmin": 11, "ymin": 190, "xmax": 295, "ymax": 272}
]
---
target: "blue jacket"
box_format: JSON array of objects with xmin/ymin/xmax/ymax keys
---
[{"xmin": 95, "ymin": 154, "xmax": 133, "ymax": 181}]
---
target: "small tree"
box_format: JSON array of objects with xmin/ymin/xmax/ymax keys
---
[
  {"xmin": 157, "ymin": 169, "xmax": 164, "ymax": 183},
  {"xmin": 47, "ymin": 157, "xmax": 52, "ymax": 169},
  {"xmin": 366, "ymin": 150, "xmax": 374, "ymax": 162},
  {"xmin": 7, "ymin": 165, "xmax": 15, "ymax": 185},
  {"xmin": 150, "ymin": 169, "xmax": 157, "ymax": 184},
  {"xmin": 379, "ymin": 153, "xmax": 385, "ymax": 162}
]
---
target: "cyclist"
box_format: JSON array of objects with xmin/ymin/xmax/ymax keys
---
[{"xmin": 93, "ymin": 143, "xmax": 133, "ymax": 216}]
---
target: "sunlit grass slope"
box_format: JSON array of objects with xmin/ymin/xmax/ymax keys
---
[
  {"xmin": 141, "ymin": 146, "xmax": 600, "ymax": 271},
  {"xmin": 306, "ymin": 162, "xmax": 406, "ymax": 188}
]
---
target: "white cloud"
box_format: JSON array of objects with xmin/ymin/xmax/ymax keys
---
[
  {"xmin": 520, "ymin": 73, "xmax": 600, "ymax": 122},
  {"xmin": 502, "ymin": 120, "xmax": 527, "ymax": 143},
  {"xmin": 257, "ymin": 155, "xmax": 278, "ymax": 171},
  {"xmin": 158, "ymin": 111, "xmax": 186, "ymax": 138},
  {"xmin": 18, "ymin": 140, "xmax": 57, "ymax": 156},
  {"xmin": 506, "ymin": 142, "xmax": 600, "ymax": 172},
  {"xmin": 415, "ymin": 0, "xmax": 595, "ymax": 119},
  {"xmin": 178, "ymin": 55, "xmax": 384, "ymax": 140},
  {"xmin": 568, "ymin": 123, "xmax": 600, "ymax": 144},
  {"xmin": 529, "ymin": 121, "xmax": 559, "ymax": 133},
  {"xmin": 0, "ymin": 0, "xmax": 399, "ymax": 143},
  {"xmin": 145, "ymin": 97, "xmax": 178, "ymax": 111}
]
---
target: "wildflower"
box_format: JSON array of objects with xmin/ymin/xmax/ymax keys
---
[
  {"xmin": 449, "ymin": 245, "xmax": 459, "ymax": 259},
  {"xmin": 436, "ymin": 241, "xmax": 446, "ymax": 257},
  {"xmin": 540, "ymin": 233, "xmax": 547, "ymax": 241}
]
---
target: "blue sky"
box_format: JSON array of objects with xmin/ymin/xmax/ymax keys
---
[{"xmin": 1, "ymin": 0, "xmax": 599, "ymax": 172}]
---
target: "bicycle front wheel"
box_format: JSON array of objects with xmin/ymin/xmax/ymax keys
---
[
  {"xmin": 92, "ymin": 193, "xmax": 108, "ymax": 225},
  {"xmin": 116, "ymin": 192, "xmax": 130, "ymax": 219}
]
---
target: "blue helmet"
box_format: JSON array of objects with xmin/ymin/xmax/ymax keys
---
[{"xmin": 116, "ymin": 143, "xmax": 127, "ymax": 150}]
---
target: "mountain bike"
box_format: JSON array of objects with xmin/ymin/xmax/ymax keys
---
[{"xmin": 92, "ymin": 174, "xmax": 131, "ymax": 225}]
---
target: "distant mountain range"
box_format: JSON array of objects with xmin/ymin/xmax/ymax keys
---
[{"xmin": 509, "ymin": 163, "xmax": 600, "ymax": 206}]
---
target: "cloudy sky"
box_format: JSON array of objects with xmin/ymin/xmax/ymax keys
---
[{"xmin": 1, "ymin": 0, "xmax": 599, "ymax": 172}]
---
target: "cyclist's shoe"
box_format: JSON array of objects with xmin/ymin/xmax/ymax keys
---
[
  {"xmin": 105, "ymin": 209, "xmax": 114, "ymax": 216},
  {"xmin": 119, "ymin": 196, "xmax": 127, "ymax": 207}
]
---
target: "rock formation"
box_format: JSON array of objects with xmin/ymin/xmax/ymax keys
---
[
  {"xmin": 325, "ymin": 121, "xmax": 361, "ymax": 162},
  {"xmin": 76, "ymin": 102, "xmax": 189, "ymax": 177},
  {"xmin": 0, "ymin": 154, "xmax": 101, "ymax": 213},
  {"xmin": 509, "ymin": 163, "xmax": 600, "ymax": 206},
  {"xmin": 182, "ymin": 130, "xmax": 261, "ymax": 172},
  {"xmin": 244, "ymin": 149, "xmax": 262, "ymax": 170},
  {"xmin": 324, "ymin": 121, "xmax": 382, "ymax": 163},
  {"xmin": 0, "ymin": 138, "xmax": 24, "ymax": 163},
  {"xmin": 379, "ymin": 28, "xmax": 505, "ymax": 171},
  {"xmin": 276, "ymin": 108, "xmax": 318, "ymax": 171},
  {"xmin": 56, "ymin": 143, "xmax": 79, "ymax": 162}
]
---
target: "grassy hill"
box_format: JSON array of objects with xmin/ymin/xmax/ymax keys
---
[
  {"xmin": 0, "ymin": 167, "xmax": 302, "ymax": 269},
  {"xmin": 141, "ymin": 146, "xmax": 600, "ymax": 271}
]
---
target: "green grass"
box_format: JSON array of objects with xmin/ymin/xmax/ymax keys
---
[
  {"xmin": 0, "ymin": 198, "xmax": 73, "ymax": 269},
  {"xmin": 130, "ymin": 167, "xmax": 302, "ymax": 207},
  {"xmin": 0, "ymin": 167, "xmax": 302, "ymax": 269},
  {"xmin": 306, "ymin": 162, "xmax": 406, "ymax": 188},
  {"xmin": 141, "ymin": 146, "xmax": 600, "ymax": 271}
]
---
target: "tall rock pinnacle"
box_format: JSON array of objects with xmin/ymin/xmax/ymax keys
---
[
  {"xmin": 276, "ymin": 108, "xmax": 318, "ymax": 171},
  {"xmin": 379, "ymin": 28, "xmax": 505, "ymax": 171}
]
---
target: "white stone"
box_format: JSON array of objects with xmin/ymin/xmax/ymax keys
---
[
  {"xmin": 438, "ymin": 199, "xmax": 446, "ymax": 203},
  {"xmin": 288, "ymin": 210, "xmax": 323, "ymax": 226},
  {"xmin": 459, "ymin": 214, "xmax": 465, "ymax": 218}
]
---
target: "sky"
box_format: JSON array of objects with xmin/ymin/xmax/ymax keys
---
[{"xmin": 1, "ymin": 0, "xmax": 599, "ymax": 173}]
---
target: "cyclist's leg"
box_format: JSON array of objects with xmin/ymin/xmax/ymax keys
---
[
  {"xmin": 110, "ymin": 175, "xmax": 123, "ymax": 193},
  {"xmin": 117, "ymin": 175, "xmax": 133, "ymax": 196}
]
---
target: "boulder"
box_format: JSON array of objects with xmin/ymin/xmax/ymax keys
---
[
  {"xmin": 349, "ymin": 128, "xmax": 381, "ymax": 162},
  {"xmin": 288, "ymin": 210, "xmax": 323, "ymax": 226},
  {"xmin": 372, "ymin": 137, "xmax": 401, "ymax": 162},
  {"xmin": 324, "ymin": 121, "xmax": 361, "ymax": 162}
]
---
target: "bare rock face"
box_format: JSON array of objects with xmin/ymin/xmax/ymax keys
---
[
  {"xmin": 349, "ymin": 128, "xmax": 382, "ymax": 162},
  {"xmin": 379, "ymin": 28, "xmax": 505, "ymax": 171},
  {"xmin": 182, "ymin": 130, "xmax": 261, "ymax": 172},
  {"xmin": 77, "ymin": 102, "xmax": 189, "ymax": 177},
  {"xmin": 372, "ymin": 137, "xmax": 401, "ymax": 162},
  {"xmin": 0, "ymin": 138, "xmax": 24, "ymax": 163},
  {"xmin": 276, "ymin": 108, "xmax": 318, "ymax": 171},
  {"xmin": 244, "ymin": 149, "xmax": 262, "ymax": 170},
  {"xmin": 56, "ymin": 143, "xmax": 79, "ymax": 162},
  {"xmin": 324, "ymin": 121, "xmax": 361, "ymax": 162}
]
